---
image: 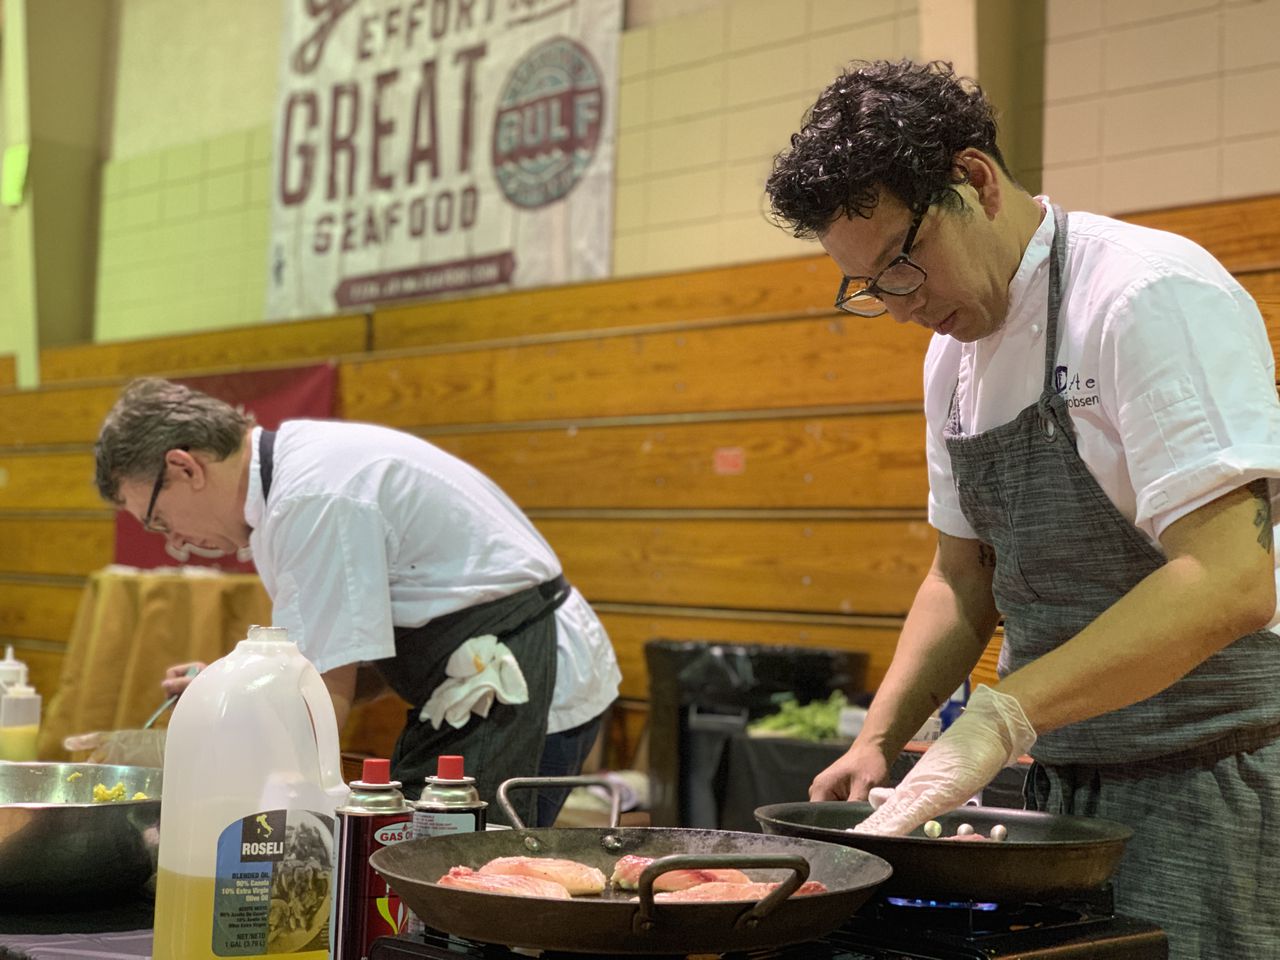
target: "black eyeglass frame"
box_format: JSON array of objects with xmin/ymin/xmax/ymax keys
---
[
  {"xmin": 141, "ymin": 446, "xmax": 187, "ymax": 534},
  {"xmin": 835, "ymin": 207, "xmax": 929, "ymax": 317}
]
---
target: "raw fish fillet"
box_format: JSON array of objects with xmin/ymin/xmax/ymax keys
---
[
  {"xmin": 478, "ymin": 856, "xmax": 607, "ymax": 895},
  {"xmin": 437, "ymin": 865, "xmax": 571, "ymax": 899},
  {"xmin": 611, "ymin": 854, "xmax": 751, "ymax": 891},
  {"xmin": 654, "ymin": 880, "xmax": 828, "ymax": 902}
]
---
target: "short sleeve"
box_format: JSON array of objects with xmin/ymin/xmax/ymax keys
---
[
  {"xmin": 1104, "ymin": 275, "xmax": 1280, "ymax": 537},
  {"xmin": 263, "ymin": 494, "xmax": 398, "ymax": 674},
  {"xmin": 924, "ymin": 335, "xmax": 979, "ymax": 539}
]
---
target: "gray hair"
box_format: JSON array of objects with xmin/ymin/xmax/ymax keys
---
[{"xmin": 94, "ymin": 378, "xmax": 254, "ymax": 504}]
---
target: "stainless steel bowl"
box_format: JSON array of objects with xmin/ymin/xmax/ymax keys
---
[{"xmin": 0, "ymin": 762, "xmax": 163, "ymax": 901}]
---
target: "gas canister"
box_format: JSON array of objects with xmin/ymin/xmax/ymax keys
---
[{"xmin": 334, "ymin": 758, "xmax": 414, "ymax": 959}]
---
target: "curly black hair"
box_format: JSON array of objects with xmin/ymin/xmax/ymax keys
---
[{"xmin": 766, "ymin": 60, "xmax": 1014, "ymax": 239}]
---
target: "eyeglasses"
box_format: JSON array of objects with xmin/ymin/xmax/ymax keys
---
[
  {"xmin": 140, "ymin": 446, "xmax": 187, "ymax": 534},
  {"xmin": 141, "ymin": 458, "xmax": 170, "ymax": 534},
  {"xmin": 835, "ymin": 209, "xmax": 929, "ymax": 317}
]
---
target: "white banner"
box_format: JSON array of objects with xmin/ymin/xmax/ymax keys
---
[{"xmin": 266, "ymin": 0, "xmax": 622, "ymax": 320}]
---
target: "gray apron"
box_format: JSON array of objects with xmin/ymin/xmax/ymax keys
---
[
  {"xmin": 259, "ymin": 428, "xmax": 568, "ymax": 826},
  {"xmin": 943, "ymin": 207, "xmax": 1280, "ymax": 958}
]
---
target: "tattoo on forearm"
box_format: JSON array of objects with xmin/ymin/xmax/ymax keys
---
[
  {"xmin": 978, "ymin": 543, "xmax": 997, "ymax": 568},
  {"xmin": 1250, "ymin": 479, "xmax": 1273, "ymax": 554}
]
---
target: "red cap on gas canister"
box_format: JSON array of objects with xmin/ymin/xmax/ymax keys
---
[
  {"xmin": 436, "ymin": 755, "xmax": 466, "ymax": 780},
  {"xmin": 361, "ymin": 757, "xmax": 391, "ymax": 784}
]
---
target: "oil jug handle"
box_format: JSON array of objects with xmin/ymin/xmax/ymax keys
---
[{"xmin": 298, "ymin": 660, "xmax": 347, "ymax": 797}]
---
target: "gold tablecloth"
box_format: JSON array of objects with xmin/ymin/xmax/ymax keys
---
[{"xmin": 38, "ymin": 566, "xmax": 271, "ymax": 759}]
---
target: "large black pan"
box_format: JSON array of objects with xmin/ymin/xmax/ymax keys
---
[
  {"xmin": 370, "ymin": 778, "xmax": 892, "ymax": 955},
  {"xmin": 755, "ymin": 800, "xmax": 1132, "ymax": 902}
]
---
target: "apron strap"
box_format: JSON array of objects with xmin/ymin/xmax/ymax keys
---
[
  {"xmin": 1036, "ymin": 204, "xmax": 1070, "ymax": 430},
  {"xmin": 259, "ymin": 429, "xmax": 277, "ymax": 500}
]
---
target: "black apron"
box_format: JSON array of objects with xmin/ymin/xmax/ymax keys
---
[
  {"xmin": 259, "ymin": 428, "xmax": 569, "ymax": 826},
  {"xmin": 942, "ymin": 207, "xmax": 1280, "ymax": 957}
]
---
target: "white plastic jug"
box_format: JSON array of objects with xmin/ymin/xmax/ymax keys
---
[{"xmin": 152, "ymin": 625, "xmax": 349, "ymax": 960}]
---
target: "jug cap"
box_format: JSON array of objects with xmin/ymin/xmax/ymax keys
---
[
  {"xmin": 436, "ymin": 755, "xmax": 467, "ymax": 780},
  {"xmin": 246, "ymin": 624, "xmax": 290, "ymax": 643}
]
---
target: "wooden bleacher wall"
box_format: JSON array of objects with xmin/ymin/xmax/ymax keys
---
[{"xmin": 1, "ymin": 193, "xmax": 1277, "ymax": 764}]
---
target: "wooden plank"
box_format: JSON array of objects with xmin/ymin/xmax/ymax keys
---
[
  {"xmin": 602, "ymin": 699, "xmax": 650, "ymax": 772},
  {"xmin": 0, "ymin": 451, "xmax": 104, "ymax": 511},
  {"xmin": 39, "ymin": 315, "xmax": 369, "ymax": 383},
  {"xmin": 0, "ymin": 356, "xmax": 15, "ymax": 390},
  {"xmin": 430, "ymin": 412, "xmax": 929, "ymax": 510},
  {"xmin": 342, "ymin": 691, "xmax": 412, "ymax": 760},
  {"xmin": 0, "ymin": 384, "xmax": 121, "ymax": 447},
  {"xmin": 342, "ymin": 316, "xmax": 933, "ymax": 428},
  {"xmin": 1242, "ymin": 271, "xmax": 1280, "ymax": 302},
  {"xmin": 0, "ymin": 581, "xmax": 84, "ymax": 643},
  {"xmin": 546, "ymin": 517, "xmax": 936, "ymax": 616},
  {"xmin": 1121, "ymin": 194, "xmax": 1280, "ymax": 274},
  {"xmin": 1240, "ymin": 271, "xmax": 1280, "ymax": 365},
  {"xmin": 0, "ymin": 518, "xmax": 114, "ymax": 577},
  {"xmin": 373, "ymin": 255, "xmax": 843, "ymax": 350}
]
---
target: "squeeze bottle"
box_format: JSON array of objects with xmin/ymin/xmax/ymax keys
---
[
  {"xmin": 0, "ymin": 681, "xmax": 40, "ymax": 761},
  {"xmin": 152, "ymin": 625, "xmax": 348, "ymax": 960},
  {"xmin": 0, "ymin": 645, "xmax": 28, "ymax": 692}
]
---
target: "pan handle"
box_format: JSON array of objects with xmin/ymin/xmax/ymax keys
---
[
  {"xmin": 496, "ymin": 776, "xmax": 622, "ymax": 829},
  {"xmin": 633, "ymin": 854, "xmax": 811, "ymax": 933}
]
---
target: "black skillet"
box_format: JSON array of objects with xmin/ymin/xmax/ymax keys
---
[
  {"xmin": 370, "ymin": 776, "xmax": 892, "ymax": 954},
  {"xmin": 755, "ymin": 800, "xmax": 1132, "ymax": 902}
]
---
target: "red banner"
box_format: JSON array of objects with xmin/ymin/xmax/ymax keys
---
[{"xmin": 113, "ymin": 363, "xmax": 337, "ymax": 572}]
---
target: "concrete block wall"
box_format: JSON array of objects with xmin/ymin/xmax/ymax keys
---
[
  {"xmin": 83, "ymin": 0, "xmax": 1280, "ymax": 344},
  {"xmin": 1042, "ymin": 0, "xmax": 1280, "ymax": 214},
  {"xmin": 95, "ymin": 127, "xmax": 273, "ymax": 341},
  {"xmin": 612, "ymin": 0, "xmax": 920, "ymax": 277}
]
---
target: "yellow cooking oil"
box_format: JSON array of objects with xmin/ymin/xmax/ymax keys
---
[
  {"xmin": 0, "ymin": 723, "xmax": 39, "ymax": 761},
  {"xmin": 152, "ymin": 868, "xmax": 329, "ymax": 960}
]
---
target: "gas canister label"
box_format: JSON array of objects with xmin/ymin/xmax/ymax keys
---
[
  {"xmin": 213, "ymin": 810, "xmax": 336, "ymax": 956},
  {"xmin": 412, "ymin": 808, "xmax": 482, "ymax": 836}
]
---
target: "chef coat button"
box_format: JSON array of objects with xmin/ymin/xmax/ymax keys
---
[{"xmin": 1031, "ymin": 323, "xmax": 1041, "ymax": 336}]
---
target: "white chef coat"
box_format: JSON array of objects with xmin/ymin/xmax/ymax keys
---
[
  {"xmin": 243, "ymin": 419, "xmax": 621, "ymax": 733},
  {"xmin": 925, "ymin": 197, "xmax": 1280, "ymax": 627}
]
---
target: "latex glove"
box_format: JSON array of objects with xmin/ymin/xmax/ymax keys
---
[{"xmin": 854, "ymin": 684, "xmax": 1036, "ymax": 836}]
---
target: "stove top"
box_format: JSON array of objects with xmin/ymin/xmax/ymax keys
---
[{"xmin": 368, "ymin": 891, "xmax": 1168, "ymax": 960}]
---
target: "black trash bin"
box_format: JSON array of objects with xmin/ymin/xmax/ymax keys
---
[{"xmin": 645, "ymin": 639, "xmax": 869, "ymax": 828}]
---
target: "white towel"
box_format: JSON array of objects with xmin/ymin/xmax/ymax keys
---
[{"xmin": 419, "ymin": 635, "xmax": 530, "ymax": 730}]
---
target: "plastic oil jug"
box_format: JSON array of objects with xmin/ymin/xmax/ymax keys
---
[
  {"xmin": 0, "ymin": 680, "xmax": 40, "ymax": 761},
  {"xmin": 152, "ymin": 625, "xmax": 349, "ymax": 960}
]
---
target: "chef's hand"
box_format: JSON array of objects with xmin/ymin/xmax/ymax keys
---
[
  {"xmin": 854, "ymin": 685, "xmax": 1036, "ymax": 836},
  {"xmin": 809, "ymin": 739, "xmax": 892, "ymax": 801},
  {"xmin": 160, "ymin": 662, "xmax": 205, "ymax": 698}
]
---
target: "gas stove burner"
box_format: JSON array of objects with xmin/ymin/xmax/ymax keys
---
[{"xmin": 885, "ymin": 896, "xmax": 1000, "ymax": 910}]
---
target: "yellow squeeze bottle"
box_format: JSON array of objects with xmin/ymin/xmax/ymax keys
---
[
  {"xmin": 0, "ymin": 681, "xmax": 41, "ymax": 761},
  {"xmin": 152, "ymin": 626, "xmax": 348, "ymax": 960}
]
